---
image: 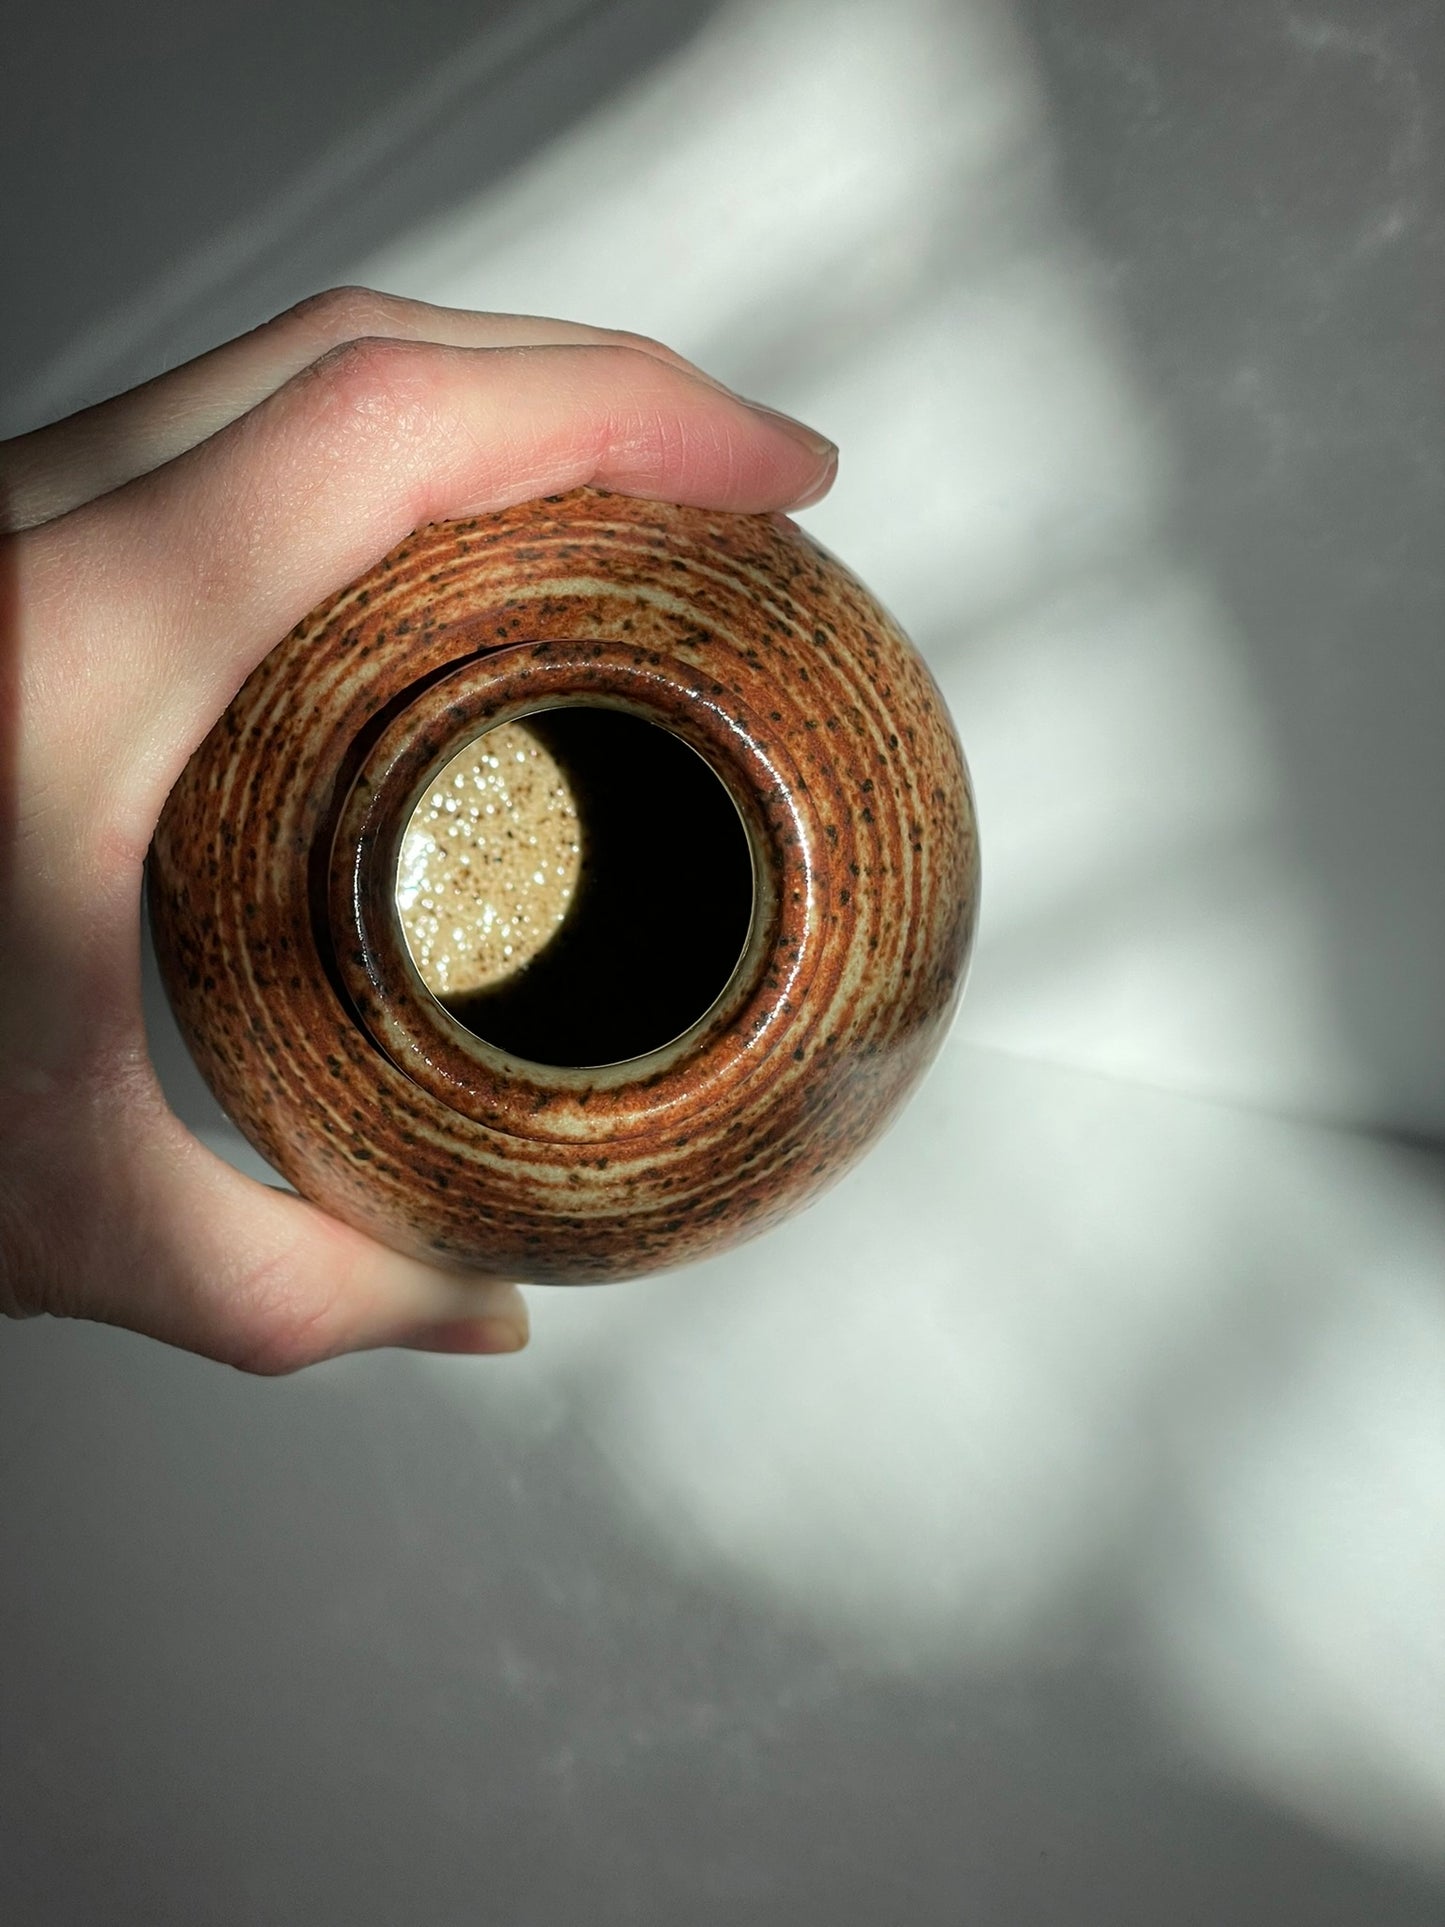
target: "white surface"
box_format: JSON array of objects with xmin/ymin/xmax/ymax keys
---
[
  {"xmin": 4, "ymin": 1024, "xmax": 1443, "ymax": 1920},
  {"xmin": 350, "ymin": 0, "xmax": 1443, "ymax": 1136},
  {"xmin": 2, "ymin": 0, "xmax": 1443, "ymax": 1921}
]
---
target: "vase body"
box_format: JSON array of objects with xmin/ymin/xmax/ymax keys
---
[{"xmin": 148, "ymin": 488, "xmax": 979, "ymax": 1282}]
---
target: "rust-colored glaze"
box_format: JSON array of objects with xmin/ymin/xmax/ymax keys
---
[{"xmin": 148, "ymin": 488, "xmax": 980, "ymax": 1282}]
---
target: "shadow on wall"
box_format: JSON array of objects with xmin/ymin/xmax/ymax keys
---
[
  {"xmin": 11, "ymin": 0, "xmax": 1437, "ymax": 1141},
  {"xmin": 1012, "ymin": 0, "xmax": 1445, "ymax": 1142},
  {"xmin": 331, "ymin": 0, "xmax": 1434, "ymax": 1135},
  {"xmin": 5, "ymin": 1, "xmax": 1444, "ymax": 1921},
  {"xmin": 77, "ymin": 0, "xmax": 1445, "ymax": 1891},
  {"xmin": 2, "ymin": 1309, "xmax": 1443, "ymax": 1927},
  {"xmin": 0, "ymin": 0, "xmax": 725, "ymax": 432}
]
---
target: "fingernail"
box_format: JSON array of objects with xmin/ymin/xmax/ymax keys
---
[
  {"xmin": 743, "ymin": 398, "xmax": 838, "ymax": 464},
  {"xmin": 786, "ymin": 443, "xmax": 839, "ymax": 510},
  {"xmin": 398, "ymin": 1315, "xmax": 529, "ymax": 1356}
]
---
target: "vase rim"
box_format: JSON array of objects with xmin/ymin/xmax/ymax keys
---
[{"xmin": 327, "ymin": 633, "xmax": 825, "ymax": 1145}]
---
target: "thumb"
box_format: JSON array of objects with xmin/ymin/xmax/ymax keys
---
[{"xmin": 95, "ymin": 1106, "xmax": 530, "ymax": 1373}]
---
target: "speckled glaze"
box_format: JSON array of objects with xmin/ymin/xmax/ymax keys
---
[{"xmin": 148, "ymin": 488, "xmax": 979, "ymax": 1282}]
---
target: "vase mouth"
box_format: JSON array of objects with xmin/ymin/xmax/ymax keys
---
[
  {"xmin": 325, "ymin": 635, "xmax": 823, "ymax": 1144},
  {"xmin": 391, "ymin": 702, "xmax": 760, "ymax": 1072}
]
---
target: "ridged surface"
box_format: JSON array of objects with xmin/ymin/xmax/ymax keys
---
[{"xmin": 148, "ymin": 489, "xmax": 979, "ymax": 1282}]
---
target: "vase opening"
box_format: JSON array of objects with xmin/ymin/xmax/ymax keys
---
[{"xmin": 394, "ymin": 703, "xmax": 755, "ymax": 1070}]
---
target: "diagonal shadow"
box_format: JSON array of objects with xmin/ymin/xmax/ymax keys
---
[
  {"xmin": 1, "ymin": 0, "xmax": 728, "ymax": 434},
  {"xmin": 0, "ymin": 1316, "xmax": 1441, "ymax": 1927},
  {"xmin": 1009, "ymin": 0, "xmax": 1445, "ymax": 1145}
]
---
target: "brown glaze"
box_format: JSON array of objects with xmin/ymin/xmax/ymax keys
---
[{"xmin": 147, "ymin": 488, "xmax": 980, "ymax": 1282}]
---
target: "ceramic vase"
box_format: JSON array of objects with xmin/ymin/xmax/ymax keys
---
[{"xmin": 147, "ymin": 487, "xmax": 979, "ymax": 1282}]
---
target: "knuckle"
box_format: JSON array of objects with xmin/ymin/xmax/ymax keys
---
[
  {"xmin": 602, "ymin": 327, "xmax": 676, "ymax": 363},
  {"xmin": 300, "ymin": 335, "xmax": 440, "ymax": 446},
  {"xmin": 282, "ymin": 284, "xmax": 402, "ymax": 348},
  {"xmin": 594, "ymin": 339, "xmax": 675, "ymax": 377},
  {"xmin": 572, "ymin": 342, "xmax": 695, "ymax": 412},
  {"xmin": 220, "ymin": 1217, "xmax": 356, "ymax": 1377},
  {"xmin": 227, "ymin": 1328, "xmax": 313, "ymax": 1378},
  {"xmin": 225, "ymin": 1279, "xmax": 336, "ymax": 1377},
  {"xmin": 308, "ymin": 330, "xmax": 416, "ymax": 391}
]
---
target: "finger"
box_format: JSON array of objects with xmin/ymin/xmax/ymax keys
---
[
  {"xmin": 38, "ymin": 337, "xmax": 837, "ymax": 829},
  {"xmin": 0, "ymin": 286, "xmax": 736, "ymax": 530},
  {"xmin": 93, "ymin": 1097, "xmax": 531, "ymax": 1373}
]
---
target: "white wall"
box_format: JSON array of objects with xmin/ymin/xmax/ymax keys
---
[
  {"xmin": 3, "ymin": 3, "xmax": 1443, "ymax": 1922},
  {"xmin": 8, "ymin": 0, "xmax": 1443, "ymax": 1138}
]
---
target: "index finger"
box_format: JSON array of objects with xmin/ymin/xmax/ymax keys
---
[
  {"xmin": 30, "ymin": 336, "xmax": 837, "ymax": 831},
  {"xmin": 1, "ymin": 287, "xmax": 738, "ymax": 530}
]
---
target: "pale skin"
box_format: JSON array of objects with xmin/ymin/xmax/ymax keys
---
[{"xmin": 0, "ymin": 288, "xmax": 838, "ymax": 1373}]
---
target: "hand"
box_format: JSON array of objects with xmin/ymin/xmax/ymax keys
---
[{"xmin": 0, "ymin": 287, "xmax": 838, "ymax": 1372}]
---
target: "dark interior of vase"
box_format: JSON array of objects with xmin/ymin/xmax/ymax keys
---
[{"xmin": 397, "ymin": 705, "xmax": 755, "ymax": 1069}]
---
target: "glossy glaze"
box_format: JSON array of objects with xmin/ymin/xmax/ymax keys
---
[{"xmin": 148, "ymin": 488, "xmax": 979, "ymax": 1282}]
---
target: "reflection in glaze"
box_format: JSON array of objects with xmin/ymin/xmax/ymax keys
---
[{"xmin": 395, "ymin": 723, "xmax": 581, "ymax": 998}]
